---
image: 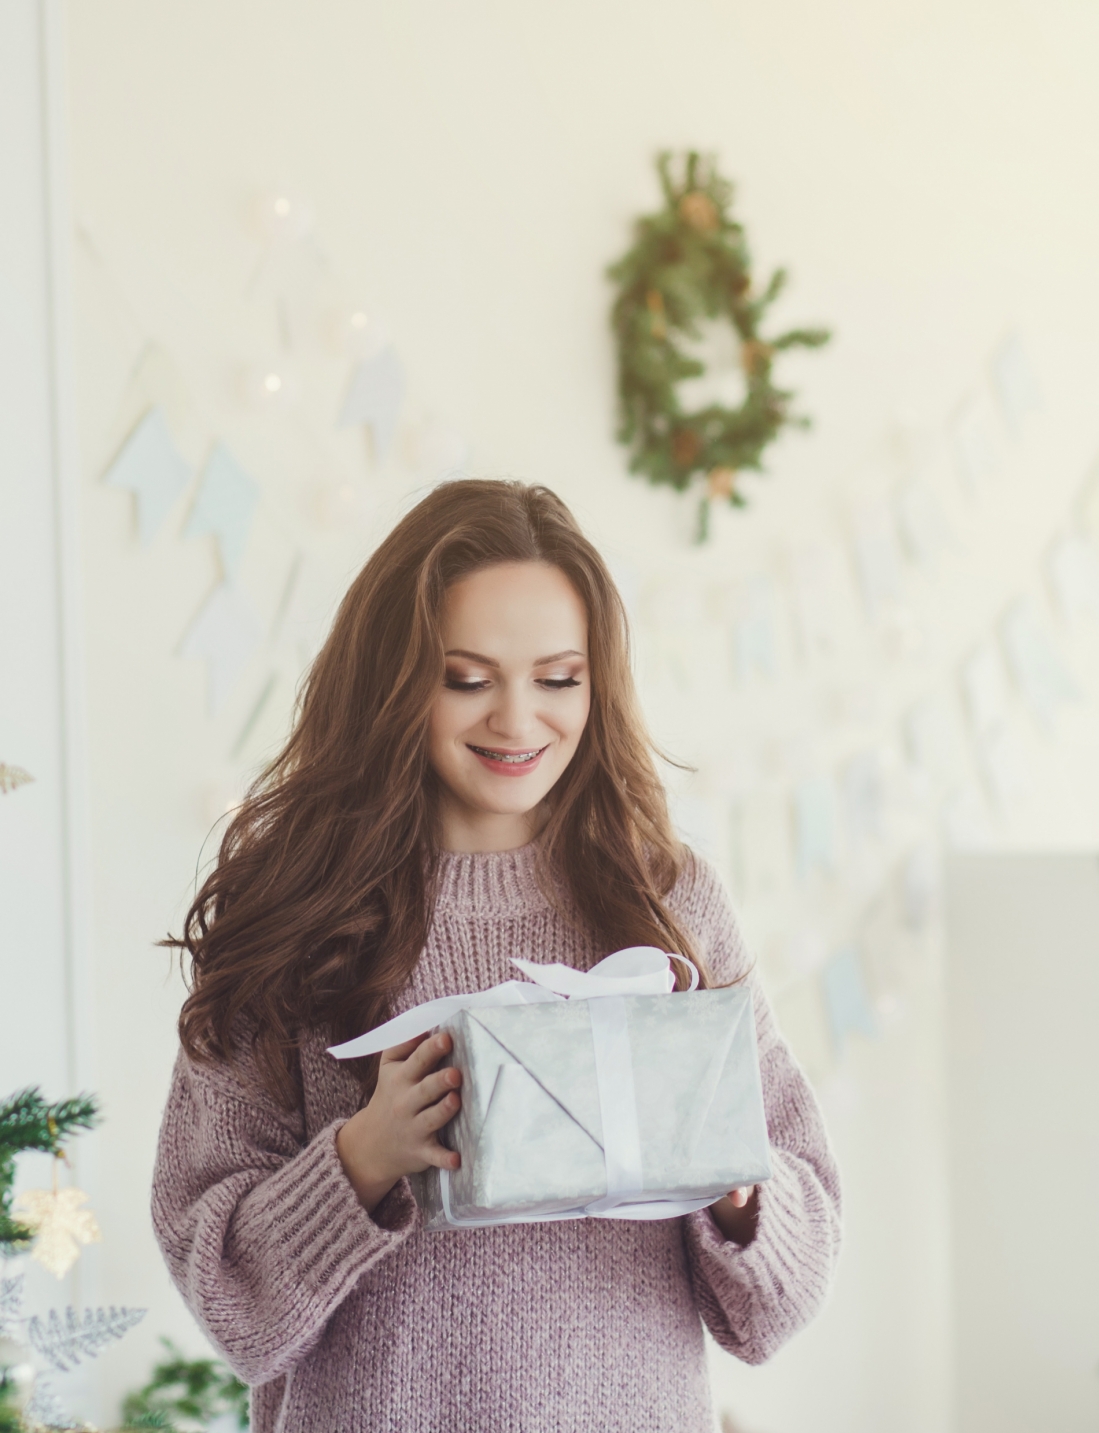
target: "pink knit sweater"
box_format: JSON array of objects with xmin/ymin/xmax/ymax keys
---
[{"xmin": 152, "ymin": 846, "xmax": 840, "ymax": 1433}]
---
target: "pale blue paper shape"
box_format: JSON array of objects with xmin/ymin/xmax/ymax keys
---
[
  {"xmin": 103, "ymin": 407, "xmax": 191, "ymax": 545},
  {"xmin": 184, "ymin": 444, "xmax": 259, "ymax": 579},
  {"xmin": 794, "ymin": 777, "xmax": 838, "ymax": 877},
  {"xmin": 991, "ymin": 334, "xmax": 1040, "ymax": 434},
  {"xmin": 735, "ymin": 575, "xmax": 778, "ymax": 681},
  {"xmin": 842, "ymin": 750, "xmax": 885, "ymax": 848},
  {"xmin": 822, "ymin": 948, "xmax": 876, "ymax": 1054},
  {"xmin": 1000, "ymin": 597, "xmax": 1080, "ymax": 731},
  {"xmin": 179, "ymin": 582, "xmax": 264, "ymax": 716},
  {"xmin": 337, "ymin": 346, "xmax": 405, "ymax": 457}
]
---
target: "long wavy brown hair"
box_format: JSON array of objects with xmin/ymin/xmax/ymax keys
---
[{"xmin": 173, "ymin": 479, "xmax": 709, "ymax": 1108}]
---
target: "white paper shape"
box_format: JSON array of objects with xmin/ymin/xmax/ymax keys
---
[
  {"xmin": 1048, "ymin": 533, "xmax": 1099, "ymax": 626},
  {"xmin": 950, "ymin": 396, "xmax": 1000, "ymax": 488},
  {"xmin": 961, "ymin": 641, "xmax": 1012, "ymax": 736},
  {"xmin": 852, "ymin": 503, "xmax": 903, "ymax": 617},
  {"xmin": 821, "ymin": 948, "xmax": 876, "ymax": 1054},
  {"xmin": 901, "ymin": 846, "xmax": 939, "ymax": 931},
  {"xmin": 791, "ymin": 544, "xmax": 850, "ymax": 658},
  {"xmin": 904, "ymin": 692, "xmax": 969, "ymax": 788},
  {"xmin": 976, "ymin": 720, "xmax": 1031, "ymax": 809},
  {"xmin": 180, "ymin": 583, "xmax": 264, "ymax": 715},
  {"xmin": 991, "ymin": 334, "xmax": 1040, "ymax": 434},
  {"xmin": 103, "ymin": 407, "xmax": 191, "ymax": 544},
  {"xmin": 733, "ymin": 793, "xmax": 794, "ymax": 899},
  {"xmin": 733, "ymin": 574, "xmax": 779, "ymax": 681},
  {"xmin": 896, "ymin": 480, "xmax": 950, "ymax": 569},
  {"xmin": 338, "ymin": 346, "xmax": 405, "ymax": 457},
  {"xmin": 184, "ymin": 445, "xmax": 259, "ymax": 579},
  {"xmin": 1000, "ymin": 596, "xmax": 1080, "ymax": 730},
  {"xmin": 794, "ymin": 776, "xmax": 839, "ymax": 877}
]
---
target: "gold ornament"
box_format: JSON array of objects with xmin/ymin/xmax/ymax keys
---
[
  {"xmin": 740, "ymin": 340, "xmax": 773, "ymax": 375},
  {"xmin": 0, "ymin": 764, "xmax": 34, "ymax": 795},
  {"xmin": 671, "ymin": 428, "xmax": 702, "ymax": 469},
  {"xmin": 678, "ymin": 189, "xmax": 720, "ymax": 233},
  {"xmin": 645, "ymin": 288, "xmax": 667, "ymax": 340},
  {"xmin": 706, "ymin": 467, "xmax": 738, "ymax": 500},
  {"xmin": 13, "ymin": 1182, "xmax": 102, "ymax": 1279}
]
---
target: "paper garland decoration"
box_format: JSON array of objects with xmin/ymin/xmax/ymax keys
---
[
  {"xmin": 821, "ymin": 948, "xmax": 877, "ymax": 1054},
  {"xmin": 180, "ymin": 584, "xmax": 264, "ymax": 715},
  {"xmin": 184, "ymin": 445, "xmax": 259, "ymax": 579},
  {"xmin": 1048, "ymin": 533, "xmax": 1099, "ymax": 625},
  {"xmin": 795, "ymin": 776, "xmax": 839, "ymax": 877},
  {"xmin": 1000, "ymin": 596, "xmax": 1080, "ymax": 730},
  {"xmin": 103, "ymin": 407, "xmax": 191, "ymax": 544},
  {"xmin": 852, "ymin": 502, "xmax": 904, "ymax": 618},
  {"xmin": 338, "ymin": 346, "xmax": 405, "ymax": 457},
  {"xmin": 991, "ymin": 334, "xmax": 1041, "ymax": 434},
  {"xmin": 733, "ymin": 575, "xmax": 779, "ymax": 681}
]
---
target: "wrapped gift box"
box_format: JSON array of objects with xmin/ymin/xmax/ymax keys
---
[{"xmin": 412, "ymin": 984, "xmax": 772, "ymax": 1231}]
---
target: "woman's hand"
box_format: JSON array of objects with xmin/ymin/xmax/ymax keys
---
[
  {"xmin": 709, "ymin": 1185, "xmax": 760, "ymax": 1245},
  {"xmin": 336, "ymin": 1031, "xmax": 462, "ymax": 1214}
]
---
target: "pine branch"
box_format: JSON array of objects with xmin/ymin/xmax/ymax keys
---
[
  {"xmin": 27, "ymin": 1305, "xmax": 146, "ymax": 1373},
  {"xmin": 122, "ymin": 1338, "xmax": 249, "ymax": 1429},
  {"xmin": 0, "ymin": 1089, "xmax": 101, "ymax": 1158}
]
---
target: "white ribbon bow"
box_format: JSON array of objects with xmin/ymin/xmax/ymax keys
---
[{"xmin": 328, "ymin": 947, "xmax": 716, "ymax": 1227}]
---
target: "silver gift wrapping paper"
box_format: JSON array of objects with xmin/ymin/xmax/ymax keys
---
[{"xmin": 412, "ymin": 985, "xmax": 772, "ymax": 1231}]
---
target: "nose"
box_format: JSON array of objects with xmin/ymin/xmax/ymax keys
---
[{"xmin": 485, "ymin": 679, "xmax": 538, "ymax": 742}]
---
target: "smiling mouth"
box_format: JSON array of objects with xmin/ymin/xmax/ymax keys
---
[{"xmin": 467, "ymin": 744, "xmax": 548, "ymax": 765}]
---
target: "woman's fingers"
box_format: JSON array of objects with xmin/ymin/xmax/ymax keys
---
[
  {"xmin": 410, "ymin": 1066, "xmax": 461, "ymax": 1113},
  {"xmin": 402, "ymin": 1030, "xmax": 453, "ymax": 1081},
  {"xmin": 727, "ymin": 1186, "xmax": 756, "ymax": 1208},
  {"xmin": 419, "ymin": 1089, "xmax": 461, "ymax": 1132},
  {"xmin": 420, "ymin": 1139, "xmax": 461, "ymax": 1172},
  {"xmin": 379, "ymin": 1031, "xmax": 432, "ymax": 1064}
]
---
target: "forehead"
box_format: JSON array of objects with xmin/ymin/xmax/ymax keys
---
[{"xmin": 442, "ymin": 562, "xmax": 587, "ymax": 649}]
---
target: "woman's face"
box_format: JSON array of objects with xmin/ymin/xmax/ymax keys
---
[{"xmin": 428, "ymin": 561, "xmax": 591, "ymax": 851}]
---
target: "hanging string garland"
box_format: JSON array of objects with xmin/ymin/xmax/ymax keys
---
[{"xmin": 608, "ymin": 151, "xmax": 831, "ymax": 538}]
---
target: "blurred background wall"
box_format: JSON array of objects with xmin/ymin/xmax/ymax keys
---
[{"xmin": 3, "ymin": 1, "xmax": 1099, "ymax": 1429}]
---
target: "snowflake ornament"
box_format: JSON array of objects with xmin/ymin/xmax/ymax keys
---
[{"xmin": 11, "ymin": 1188, "xmax": 101, "ymax": 1278}]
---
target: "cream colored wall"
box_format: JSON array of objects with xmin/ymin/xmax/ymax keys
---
[{"xmin": 58, "ymin": 1, "xmax": 1099, "ymax": 1428}]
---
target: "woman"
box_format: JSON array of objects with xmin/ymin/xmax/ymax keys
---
[{"xmin": 154, "ymin": 479, "xmax": 840, "ymax": 1433}]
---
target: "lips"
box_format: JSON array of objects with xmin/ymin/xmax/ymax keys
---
[{"xmin": 467, "ymin": 743, "xmax": 549, "ymax": 776}]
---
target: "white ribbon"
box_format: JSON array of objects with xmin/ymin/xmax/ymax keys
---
[{"xmin": 328, "ymin": 946, "xmax": 715, "ymax": 1226}]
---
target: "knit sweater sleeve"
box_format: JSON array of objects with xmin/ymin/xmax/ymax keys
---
[
  {"xmin": 671, "ymin": 854, "xmax": 842, "ymax": 1365},
  {"xmin": 150, "ymin": 1046, "xmax": 418, "ymax": 1385}
]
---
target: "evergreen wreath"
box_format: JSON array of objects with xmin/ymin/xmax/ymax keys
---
[{"xmin": 608, "ymin": 151, "xmax": 831, "ymax": 537}]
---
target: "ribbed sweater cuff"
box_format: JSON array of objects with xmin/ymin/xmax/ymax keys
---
[
  {"xmin": 687, "ymin": 1153, "xmax": 833, "ymax": 1328},
  {"xmin": 244, "ymin": 1120, "xmax": 419, "ymax": 1303}
]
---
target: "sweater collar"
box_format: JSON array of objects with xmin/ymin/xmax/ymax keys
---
[{"xmin": 433, "ymin": 841, "xmax": 555, "ymax": 918}]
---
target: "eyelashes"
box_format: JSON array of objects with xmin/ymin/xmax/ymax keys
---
[{"xmin": 443, "ymin": 676, "xmax": 582, "ymax": 692}]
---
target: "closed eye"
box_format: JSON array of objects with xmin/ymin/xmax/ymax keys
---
[
  {"xmin": 538, "ymin": 677, "xmax": 581, "ymax": 690},
  {"xmin": 444, "ymin": 678, "xmax": 492, "ymax": 692}
]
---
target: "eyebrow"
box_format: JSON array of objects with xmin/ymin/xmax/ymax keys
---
[{"xmin": 444, "ymin": 648, "xmax": 586, "ymax": 668}]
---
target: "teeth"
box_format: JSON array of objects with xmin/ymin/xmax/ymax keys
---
[{"xmin": 470, "ymin": 745, "xmax": 542, "ymax": 764}]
